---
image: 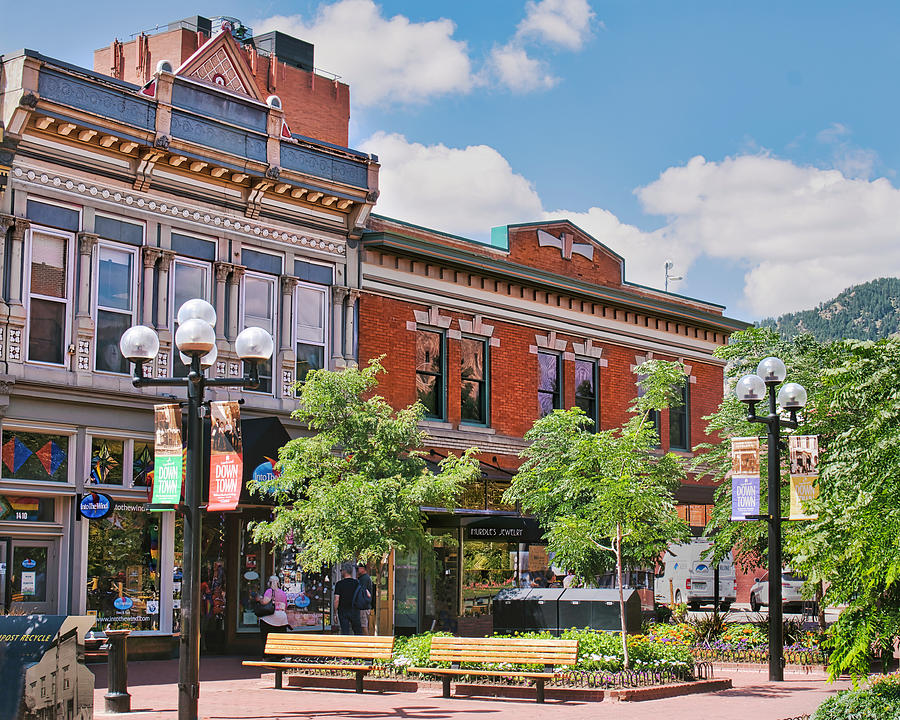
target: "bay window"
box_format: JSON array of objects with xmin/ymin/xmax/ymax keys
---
[
  {"xmin": 171, "ymin": 259, "xmax": 211, "ymax": 376},
  {"xmin": 241, "ymin": 272, "xmax": 277, "ymax": 394},
  {"xmin": 295, "ymin": 283, "xmax": 328, "ymax": 388},
  {"xmin": 27, "ymin": 228, "xmax": 74, "ymax": 365},
  {"xmin": 95, "ymin": 244, "xmax": 138, "ymax": 373}
]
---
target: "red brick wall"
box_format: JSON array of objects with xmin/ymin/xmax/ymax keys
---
[
  {"xmin": 506, "ymin": 224, "xmax": 624, "ymax": 287},
  {"xmin": 94, "ymin": 30, "xmax": 351, "ymax": 147},
  {"xmin": 357, "ymin": 292, "xmax": 725, "ymax": 459}
]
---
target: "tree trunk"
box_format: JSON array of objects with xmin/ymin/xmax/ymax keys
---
[
  {"xmin": 816, "ymin": 580, "xmax": 826, "ymax": 633},
  {"xmin": 616, "ymin": 522, "xmax": 629, "ymax": 670}
]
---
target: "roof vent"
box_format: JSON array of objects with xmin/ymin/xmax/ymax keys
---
[
  {"xmin": 266, "ymin": 95, "xmax": 282, "ymax": 109},
  {"xmin": 157, "ymin": 60, "xmax": 174, "ymax": 74}
]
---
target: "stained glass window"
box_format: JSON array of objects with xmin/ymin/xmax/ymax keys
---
[{"xmin": 1, "ymin": 431, "xmax": 69, "ymax": 482}]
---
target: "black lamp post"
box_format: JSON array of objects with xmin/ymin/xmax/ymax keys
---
[
  {"xmin": 119, "ymin": 299, "xmax": 274, "ymax": 720},
  {"xmin": 735, "ymin": 356, "xmax": 807, "ymax": 682}
]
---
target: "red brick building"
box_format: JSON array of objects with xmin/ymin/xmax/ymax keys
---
[{"xmin": 359, "ymin": 216, "xmax": 748, "ymax": 632}]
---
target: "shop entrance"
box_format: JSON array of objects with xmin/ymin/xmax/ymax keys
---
[{"xmin": 5, "ymin": 538, "xmax": 58, "ymax": 614}]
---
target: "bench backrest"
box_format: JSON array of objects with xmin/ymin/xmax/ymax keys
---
[
  {"xmin": 429, "ymin": 636, "xmax": 579, "ymax": 667},
  {"xmin": 263, "ymin": 634, "xmax": 394, "ymax": 661}
]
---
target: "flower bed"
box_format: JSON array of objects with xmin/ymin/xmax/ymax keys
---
[{"xmin": 812, "ymin": 672, "xmax": 900, "ymax": 719}]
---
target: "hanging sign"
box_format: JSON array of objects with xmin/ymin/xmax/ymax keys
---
[
  {"xmin": 79, "ymin": 492, "xmax": 114, "ymax": 520},
  {"xmin": 151, "ymin": 404, "xmax": 184, "ymax": 510},
  {"xmin": 731, "ymin": 437, "xmax": 761, "ymax": 521},
  {"xmin": 789, "ymin": 435, "xmax": 819, "ymax": 520},
  {"xmin": 207, "ymin": 401, "xmax": 243, "ymax": 512},
  {"xmin": 113, "ymin": 596, "xmax": 134, "ymax": 611}
]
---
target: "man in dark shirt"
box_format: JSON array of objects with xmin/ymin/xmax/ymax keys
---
[
  {"xmin": 333, "ymin": 563, "xmax": 362, "ymax": 635},
  {"xmin": 356, "ymin": 563, "xmax": 375, "ymax": 635}
]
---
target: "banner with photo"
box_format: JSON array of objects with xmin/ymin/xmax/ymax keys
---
[
  {"xmin": 731, "ymin": 437, "xmax": 760, "ymax": 521},
  {"xmin": 207, "ymin": 401, "xmax": 243, "ymax": 512},
  {"xmin": 789, "ymin": 435, "xmax": 819, "ymax": 520},
  {"xmin": 151, "ymin": 404, "xmax": 183, "ymax": 510}
]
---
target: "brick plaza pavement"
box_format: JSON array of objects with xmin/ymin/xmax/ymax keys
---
[{"xmin": 92, "ymin": 657, "xmax": 850, "ymax": 720}]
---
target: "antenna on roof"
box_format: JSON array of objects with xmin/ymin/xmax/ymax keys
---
[{"xmin": 664, "ymin": 260, "xmax": 682, "ymax": 293}]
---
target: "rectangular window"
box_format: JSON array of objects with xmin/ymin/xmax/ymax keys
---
[
  {"xmin": 669, "ymin": 382, "xmax": 691, "ymax": 451},
  {"xmin": 574, "ymin": 359, "xmax": 599, "ymax": 429},
  {"xmin": 241, "ymin": 273, "xmax": 276, "ymax": 394},
  {"xmin": 171, "ymin": 259, "xmax": 211, "ymax": 377},
  {"xmin": 95, "ymin": 244, "xmax": 137, "ymax": 374},
  {"xmin": 0, "ymin": 430, "xmax": 70, "ymax": 483},
  {"xmin": 27, "ymin": 229, "xmax": 73, "ymax": 365},
  {"xmin": 90, "ymin": 437, "xmax": 125, "ymax": 485},
  {"xmin": 460, "ymin": 337, "xmax": 488, "ymax": 425},
  {"xmin": 295, "ymin": 284, "xmax": 328, "ymax": 388},
  {"xmin": 537, "ymin": 351, "xmax": 561, "ymax": 417},
  {"xmin": 416, "ymin": 330, "xmax": 444, "ymax": 419}
]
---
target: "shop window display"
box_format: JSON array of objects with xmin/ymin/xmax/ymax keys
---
[
  {"xmin": 463, "ymin": 540, "xmax": 517, "ymax": 615},
  {"xmin": 1, "ymin": 430, "xmax": 68, "ymax": 482},
  {"xmin": 0, "ymin": 495, "xmax": 54, "ymax": 522},
  {"xmin": 87, "ymin": 508, "xmax": 161, "ymax": 631},
  {"xmin": 423, "ymin": 530, "xmax": 459, "ymax": 632},
  {"xmin": 274, "ymin": 542, "xmax": 331, "ymax": 631}
]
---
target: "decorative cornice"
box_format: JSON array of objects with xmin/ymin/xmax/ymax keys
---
[{"xmin": 12, "ymin": 164, "xmax": 347, "ymax": 257}]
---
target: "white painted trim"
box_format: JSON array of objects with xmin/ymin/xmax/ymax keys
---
[
  {"xmin": 93, "ymin": 240, "xmax": 140, "ymax": 375},
  {"xmin": 241, "ymin": 270, "xmax": 278, "ymax": 397}
]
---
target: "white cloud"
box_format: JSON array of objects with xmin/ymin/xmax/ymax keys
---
[
  {"xmin": 815, "ymin": 122, "xmax": 879, "ymax": 179},
  {"xmin": 360, "ymin": 133, "xmax": 900, "ymax": 319},
  {"xmin": 516, "ymin": 0, "xmax": 596, "ymax": 50},
  {"xmin": 358, "ymin": 132, "xmax": 543, "ymax": 236},
  {"xmin": 635, "ymin": 154, "xmax": 900, "ymax": 316},
  {"xmin": 253, "ymin": 1, "xmax": 475, "ymax": 106},
  {"xmin": 486, "ymin": 43, "xmax": 558, "ymax": 93}
]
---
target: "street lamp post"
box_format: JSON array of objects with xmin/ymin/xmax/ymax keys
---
[
  {"xmin": 735, "ymin": 357, "xmax": 807, "ymax": 682},
  {"xmin": 119, "ymin": 299, "xmax": 274, "ymax": 720}
]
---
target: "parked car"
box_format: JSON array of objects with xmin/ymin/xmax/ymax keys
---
[
  {"xmin": 654, "ymin": 539, "xmax": 737, "ymax": 611},
  {"xmin": 749, "ymin": 570, "xmax": 811, "ymax": 612}
]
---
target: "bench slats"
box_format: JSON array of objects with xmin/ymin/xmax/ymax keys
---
[
  {"xmin": 427, "ymin": 636, "xmax": 578, "ymax": 666},
  {"xmin": 243, "ymin": 661, "xmax": 374, "ymax": 671},
  {"xmin": 408, "ymin": 667, "xmax": 556, "ymax": 679},
  {"xmin": 262, "ymin": 634, "xmax": 393, "ymax": 660}
]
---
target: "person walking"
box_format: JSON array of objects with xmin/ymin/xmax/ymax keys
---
[
  {"xmin": 257, "ymin": 575, "xmax": 290, "ymax": 648},
  {"xmin": 356, "ymin": 563, "xmax": 375, "ymax": 635},
  {"xmin": 333, "ymin": 563, "xmax": 362, "ymax": 635}
]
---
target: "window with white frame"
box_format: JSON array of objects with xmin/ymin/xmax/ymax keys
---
[
  {"xmin": 241, "ymin": 272, "xmax": 277, "ymax": 394},
  {"xmin": 171, "ymin": 259, "xmax": 211, "ymax": 376},
  {"xmin": 95, "ymin": 243, "xmax": 138, "ymax": 374},
  {"xmin": 295, "ymin": 283, "xmax": 328, "ymax": 390},
  {"xmin": 27, "ymin": 228, "xmax": 74, "ymax": 365}
]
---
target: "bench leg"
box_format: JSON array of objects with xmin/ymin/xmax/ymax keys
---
[
  {"xmin": 355, "ymin": 671, "xmax": 365, "ymax": 693},
  {"xmin": 275, "ymin": 668, "xmax": 283, "ymax": 690},
  {"xmin": 536, "ymin": 678, "xmax": 545, "ymax": 704},
  {"xmin": 442, "ymin": 675, "xmax": 451, "ymax": 699}
]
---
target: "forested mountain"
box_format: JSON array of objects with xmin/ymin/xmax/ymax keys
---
[{"xmin": 758, "ymin": 277, "xmax": 900, "ymax": 341}]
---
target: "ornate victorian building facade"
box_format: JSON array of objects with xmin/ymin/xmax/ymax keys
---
[{"xmin": 0, "ymin": 20, "xmax": 376, "ymax": 651}]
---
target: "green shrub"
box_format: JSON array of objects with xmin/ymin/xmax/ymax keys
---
[{"xmin": 813, "ymin": 675, "xmax": 900, "ymax": 720}]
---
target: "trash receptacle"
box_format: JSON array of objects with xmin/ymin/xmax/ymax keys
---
[
  {"xmin": 492, "ymin": 588, "xmax": 532, "ymax": 634},
  {"xmin": 558, "ymin": 588, "xmax": 642, "ymax": 633},
  {"xmin": 524, "ymin": 588, "xmax": 564, "ymax": 635}
]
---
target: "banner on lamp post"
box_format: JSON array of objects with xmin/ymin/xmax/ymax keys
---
[
  {"xmin": 207, "ymin": 401, "xmax": 243, "ymax": 512},
  {"xmin": 731, "ymin": 437, "xmax": 760, "ymax": 521},
  {"xmin": 789, "ymin": 435, "xmax": 819, "ymax": 520},
  {"xmin": 151, "ymin": 404, "xmax": 183, "ymax": 509}
]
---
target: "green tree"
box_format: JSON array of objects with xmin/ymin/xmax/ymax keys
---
[
  {"xmin": 250, "ymin": 359, "xmax": 481, "ymax": 631},
  {"xmin": 504, "ymin": 359, "xmax": 689, "ymax": 668},
  {"xmin": 789, "ymin": 338, "xmax": 900, "ymax": 679}
]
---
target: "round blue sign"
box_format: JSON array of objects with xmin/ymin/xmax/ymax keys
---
[
  {"xmin": 252, "ymin": 461, "xmax": 276, "ymax": 484},
  {"xmin": 295, "ymin": 593, "xmax": 311, "ymax": 608},
  {"xmin": 22, "ymin": 558, "xmax": 36, "ymax": 569},
  {"xmin": 113, "ymin": 596, "xmax": 134, "ymax": 611},
  {"xmin": 79, "ymin": 492, "xmax": 114, "ymax": 520}
]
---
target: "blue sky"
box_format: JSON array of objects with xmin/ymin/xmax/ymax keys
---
[{"xmin": 4, "ymin": 1, "xmax": 900, "ymax": 320}]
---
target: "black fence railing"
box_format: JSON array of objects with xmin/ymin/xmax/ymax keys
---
[{"xmin": 691, "ymin": 647, "xmax": 828, "ymax": 666}]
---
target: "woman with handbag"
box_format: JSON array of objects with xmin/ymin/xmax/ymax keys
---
[{"xmin": 256, "ymin": 575, "xmax": 290, "ymax": 648}]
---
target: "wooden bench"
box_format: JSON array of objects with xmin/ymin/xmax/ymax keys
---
[
  {"xmin": 409, "ymin": 636, "xmax": 579, "ymax": 703},
  {"xmin": 242, "ymin": 634, "xmax": 395, "ymax": 693}
]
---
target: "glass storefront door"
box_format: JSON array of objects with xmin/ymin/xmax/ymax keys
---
[{"xmin": 8, "ymin": 539, "xmax": 57, "ymax": 613}]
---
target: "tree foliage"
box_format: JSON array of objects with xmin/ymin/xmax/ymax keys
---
[
  {"xmin": 250, "ymin": 359, "xmax": 482, "ymax": 617},
  {"xmin": 504, "ymin": 359, "xmax": 689, "ymax": 668},
  {"xmin": 697, "ymin": 326, "xmax": 900, "ymax": 679}
]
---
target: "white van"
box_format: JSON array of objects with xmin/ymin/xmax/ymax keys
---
[{"xmin": 655, "ymin": 539, "xmax": 737, "ymax": 611}]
